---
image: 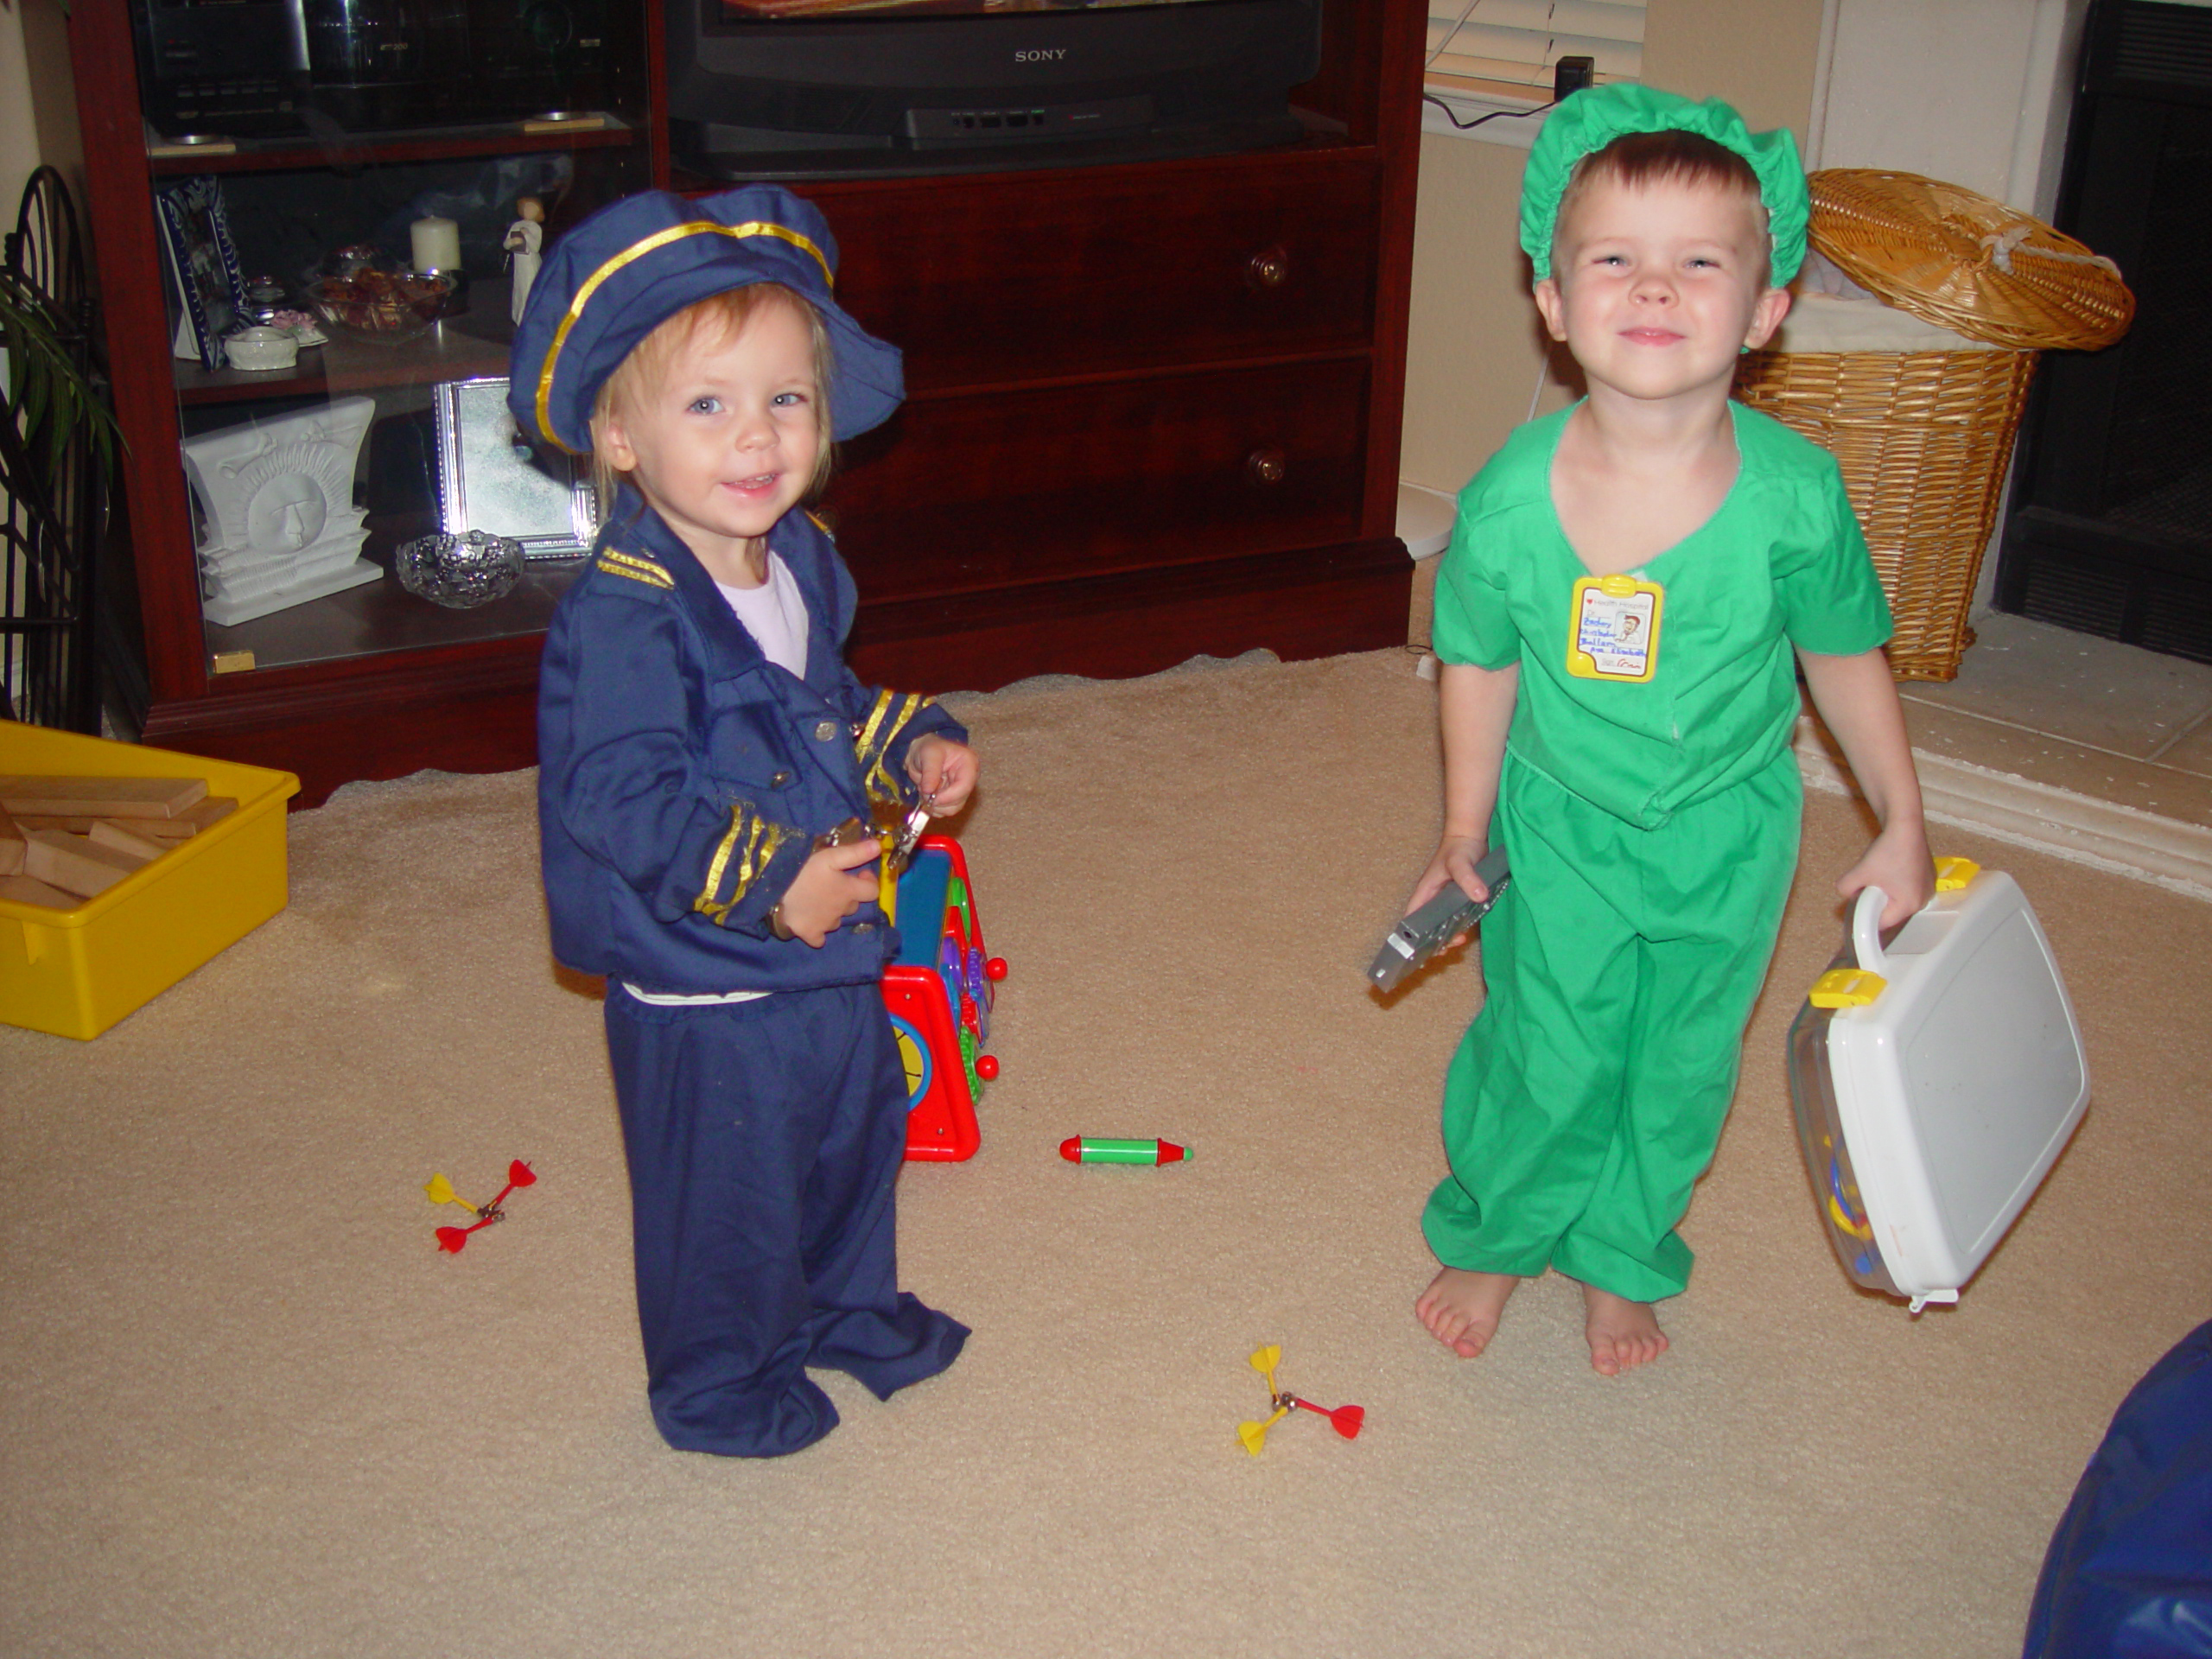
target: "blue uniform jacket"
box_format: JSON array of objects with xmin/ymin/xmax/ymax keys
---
[{"xmin": 537, "ymin": 494, "xmax": 965, "ymax": 995}]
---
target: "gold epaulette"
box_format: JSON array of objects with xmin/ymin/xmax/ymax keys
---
[{"xmin": 596, "ymin": 548, "xmax": 675, "ymax": 590}]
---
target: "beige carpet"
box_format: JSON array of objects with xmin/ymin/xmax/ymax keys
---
[{"xmin": 3, "ymin": 648, "xmax": 2208, "ymax": 1659}]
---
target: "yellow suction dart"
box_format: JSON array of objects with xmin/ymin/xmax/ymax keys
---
[{"xmin": 424, "ymin": 1173, "xmax": 483, "ymax": 1216}]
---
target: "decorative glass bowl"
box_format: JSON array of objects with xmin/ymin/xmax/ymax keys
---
[
  {"xmin": 394, "ymin": 531, "xmax": 524, "ymax": 609},
  {"xmin": 303, "ymin": 270, "xmax": 455, "ymax": 346}
]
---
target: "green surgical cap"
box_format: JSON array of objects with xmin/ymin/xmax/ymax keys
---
[{"xmin": 1519, "ymin": 84, "xmax": 1808, "ymax": 287}]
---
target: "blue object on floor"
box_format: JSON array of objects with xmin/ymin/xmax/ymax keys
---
[{"xmin": 2024, "ymin": 1320, "xmax": 2212, "ymax": 1658}]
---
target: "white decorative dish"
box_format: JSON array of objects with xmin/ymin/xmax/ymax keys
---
[{"xmin": 222, "ymin": 327, "xmax": 299, "ymax": 372}]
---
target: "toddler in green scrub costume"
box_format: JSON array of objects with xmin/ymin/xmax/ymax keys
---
[{"xmin": 1405, "ymin": 86, "xmax": 1935, "ymax": 1376}]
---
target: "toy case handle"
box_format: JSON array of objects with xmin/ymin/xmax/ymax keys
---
[{"xmin": 1852, "ymin": 885, "xmax": 1891, "ymax": 977}]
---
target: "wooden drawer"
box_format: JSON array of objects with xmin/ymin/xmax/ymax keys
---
[
  {"xmin": 807, "ymin": 155, "xmax": 1381, "ymax": 391},
  {"xmin": 824, "ymin": 355, "xmax": 1370, "ymax": 602}
]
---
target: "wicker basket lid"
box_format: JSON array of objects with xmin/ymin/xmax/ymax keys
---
[{"xmin": 1806, "ymin": 168, "xmax": 2134, "ymax": 352}]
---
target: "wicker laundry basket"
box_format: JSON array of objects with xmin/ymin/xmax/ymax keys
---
[{"xmin": 1735, "ymin": 169, "xmax": 2134, "ymax": 680}]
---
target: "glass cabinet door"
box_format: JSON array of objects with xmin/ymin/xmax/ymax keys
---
[{"xmin": 156, "ymin": 141, "xmax": 646, "ymax": 676}]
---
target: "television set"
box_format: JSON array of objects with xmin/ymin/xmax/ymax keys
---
[{"xmin": 665, "ymin": 0, "xmax": 1326, "ymax": 180}]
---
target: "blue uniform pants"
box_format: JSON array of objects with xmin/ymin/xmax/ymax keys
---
[
  {"xmin": 1423, "ymin": 748, "xmax": 1802, "ymax": 1303},
  {"xmin": 604, "ymin": 982, "xmax": 968, "ymax": 1456}
]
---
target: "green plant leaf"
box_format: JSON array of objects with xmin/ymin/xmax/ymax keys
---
[{"xmin": 0, "ymin": 267, "xmax": 124, "ymax": 485}]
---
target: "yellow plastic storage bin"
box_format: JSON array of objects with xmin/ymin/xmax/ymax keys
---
[{"xmin": 0, "ymin": 721, "xmax": 299, "ymax": 1039}]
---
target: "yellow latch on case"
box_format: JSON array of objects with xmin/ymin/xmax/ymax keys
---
[
  {"xmin": 1934, "ymin": 856, "xmax": 1980, "ymax": 892},
  {"xmin": 1809, "ymin": 968, "xmax": 1887, "ymax": 1008}
]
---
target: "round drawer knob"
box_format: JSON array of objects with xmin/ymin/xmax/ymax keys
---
[
  {"xmin": 1247, "ymin": 247, "xmax": 1290, "ymax": 289},
  {"xmin": 1247, "ymin": 447, "xmax": 1287, "ymax": 486}
]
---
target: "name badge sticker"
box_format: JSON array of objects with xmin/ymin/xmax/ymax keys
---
[{"xmin": 1567, "ymin": 574, "xmax": 1663, "ymax": 682}]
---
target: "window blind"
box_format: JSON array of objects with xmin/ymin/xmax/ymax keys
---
[{"xmin": 1425, "ymin": 0, "xmax": 1646, "ymax": 94}]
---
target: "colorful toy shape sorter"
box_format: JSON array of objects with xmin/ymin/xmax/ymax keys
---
[{"xmin": 883, "ymin": 833, "xmax": 1006, "ymax": 1161}]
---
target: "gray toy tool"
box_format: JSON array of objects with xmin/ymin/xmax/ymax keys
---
[{"xmin": 1368, "ymin": 847, "xmax": 1512, "ymax": 992}]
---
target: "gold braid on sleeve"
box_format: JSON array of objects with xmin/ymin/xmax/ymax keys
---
[
  {"xmin": 694, "ymin": 803, "xmax": 793, "ymax": 925},
  {"xmin": 851, "ymin": 690, "xmax": 933, "ymax": 810}
]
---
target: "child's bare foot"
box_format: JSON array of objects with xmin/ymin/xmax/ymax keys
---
[
  {"xmin": 1415, "ymin": 1268, "xmax": 1519, "ymax": 1357},
  {"xmin": 1581, "ymin": 1284, "xmax": 1669, "ymax": 1376}
]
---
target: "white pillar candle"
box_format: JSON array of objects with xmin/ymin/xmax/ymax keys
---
[{"xmin": 410, "ymin": 215, "xmax": 461, "ymax": 272}]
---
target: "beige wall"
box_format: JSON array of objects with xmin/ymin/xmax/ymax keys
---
[
  {"xmin": 1400, "ymin": 0, "xmax": 1828, "ymax": 496},
  {"xmin": 1813, "ymin": 0, "xmax": 2085, "ymax": 217},
  {"xmin": 0, "ymin": 0, "xmax": 86, "ymax": 283},
  {"xmin": 1, "ymin": 1, "xmax": 40, "ymax": 274}
]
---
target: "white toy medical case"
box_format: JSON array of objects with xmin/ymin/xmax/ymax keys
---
[{"xmin": 1786, "ymin": 860, "xmax": 2090, "ymax": 1312}]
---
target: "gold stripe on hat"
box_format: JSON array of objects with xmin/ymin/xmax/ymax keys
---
[{"xmin": 536, "ymin": 219, "xmax": 834, "ymax": 454}]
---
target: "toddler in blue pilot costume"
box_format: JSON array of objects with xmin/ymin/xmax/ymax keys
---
[
  {"xmin": 515, "ymin": 184, "xmax": 972, "ymax": 1456},
  {"xmin": 1403, "ymin": 86, "xmax": 1936, "ymax": 1375}
]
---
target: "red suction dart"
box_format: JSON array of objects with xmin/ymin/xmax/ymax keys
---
[
  {"xmin": 1287, "ymin": 1395, "xmax": 1365, "ymax": 1440},
  {"xmin": 480, "ymin": 1160, "xmax": 537, "ymax": 1213},
  {"xmin": 435, "ymin": 1216, "xmax": 500, "ymax": 1254}
]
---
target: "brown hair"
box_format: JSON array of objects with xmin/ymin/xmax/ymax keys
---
[
  {"xmin": 1555, "ymin": 130, "xmax": 1770, "ymax": 285},
  {"xmin": 587, "ymin": 282, "xmax": 837, "ymax": 514}
]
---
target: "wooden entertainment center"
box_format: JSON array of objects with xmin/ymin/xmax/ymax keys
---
[{"xmin": 63, "ymin": 0, "xmax": 1423, "ymax": 805}]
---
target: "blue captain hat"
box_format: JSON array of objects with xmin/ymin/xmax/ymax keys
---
[{"xmin": 507, "ymin": 183, "xmax": 904, "ymax": 456}]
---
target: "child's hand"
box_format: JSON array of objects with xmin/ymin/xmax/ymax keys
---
[
  {"xmin": 905, "ymin": 736, "xmax": 977, "ymax": 815},
  {"xmin": 1836, "ymin": 817, "xmax": 1936, "ymax": 932},
  {"xmin": 774, "ymin": 836, "xmax": 883, "ymax": 947},
  {"xmin": 1408, "ymin": 834, "xmax": 1494, "ymax": 951}
]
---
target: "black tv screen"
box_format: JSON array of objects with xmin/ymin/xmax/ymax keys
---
[{"xmin": 667, "ymin": 0, "xmax": 1325, "ymax": 178}]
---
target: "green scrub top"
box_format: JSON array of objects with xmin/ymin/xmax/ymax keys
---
[{"xmin": 1432, "ymin": 402, "xmax": 1891, "ymax": 829}]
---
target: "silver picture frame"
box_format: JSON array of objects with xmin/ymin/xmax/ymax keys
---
[{"xmin": 433, "ymin": 374, "xmax": 599, "ymax": 562}]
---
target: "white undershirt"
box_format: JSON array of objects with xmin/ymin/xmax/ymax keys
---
[
  {"xmin": 622, "ymin": 550, "xmax": 812, "ymax": 1007},
  {"xmin": 715, "ymin": 551, "xmax": 810, "ymax": 680}
]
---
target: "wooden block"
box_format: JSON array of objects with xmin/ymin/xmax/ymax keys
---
[
  {"xmin": 0, "ymin": 806, "xmax": 22, "ymax": 877},
  {"xmin": 21, "ymin": 828, "xmax": 149, "ymax": 899},
  {"xmin": 173, "ymin": 796, "xmax": 238, "ymax": 832},
  {"xmin": 0, "ymin": 774, "xmax": 208, "ymax": 818},
  {"xmin": 89, "ymin": 819, "xmax": 169, "ymax": 861},
  {"xmin": 0, "ymin": 872, "xmax": 79, "ymax": 909},
  {"xmin": 15, "ymin": 800, "xmax": 234, "ymax": 840},
  {"xmin": 110, "ymin": 817, "xmax": 200, "ymax": 842}
]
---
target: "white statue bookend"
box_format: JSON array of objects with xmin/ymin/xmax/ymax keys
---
[{"xmin": 181, "ymin": 396, "xmax": 382, "ymax": 626}]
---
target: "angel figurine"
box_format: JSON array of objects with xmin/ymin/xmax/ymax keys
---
[{"xmin": 505, "ymin": 197, "xmax": 544, "ymax": 325}]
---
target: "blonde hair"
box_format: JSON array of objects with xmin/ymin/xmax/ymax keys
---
[{"xmin": 587, "ymin": 282, "xmax": 837, "ymax": 515}]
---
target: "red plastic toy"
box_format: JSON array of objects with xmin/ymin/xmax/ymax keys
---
[{"xmin": 884, "ymin": 834, "xmax": 1007, "ymax": 1161}]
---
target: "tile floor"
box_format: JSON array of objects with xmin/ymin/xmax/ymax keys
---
[
  {"xmin": 1897, "ymin": 611, "xmax": 2212, "ymax": 832},
  {"xmin": 1405, "ymin": 554, "xmax": 2212, "ymax": 833}
]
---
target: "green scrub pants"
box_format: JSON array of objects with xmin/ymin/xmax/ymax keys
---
[{"xmin": 1422, "ymin": 747, "xmax": 1801, "ymax": 1303}]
